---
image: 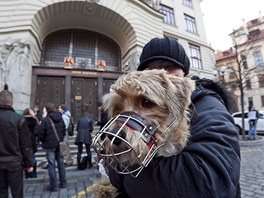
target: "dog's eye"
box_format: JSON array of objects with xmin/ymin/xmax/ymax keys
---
[{"xmin": 142, "ymin": 99, "xmax": 153, "ymax": 108}]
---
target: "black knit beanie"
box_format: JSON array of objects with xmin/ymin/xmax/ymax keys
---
[{"xmin": 137, "ymin": 37, "xmax": 190, "ymax": 76}]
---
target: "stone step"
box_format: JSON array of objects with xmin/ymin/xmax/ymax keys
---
[
  {"xmin": 24, "ymin": 164, "xmax": 101, "ymax": 184},
  {"xmin": 34, "ymin": 127, "xmax": 101, "ymax": 172}
]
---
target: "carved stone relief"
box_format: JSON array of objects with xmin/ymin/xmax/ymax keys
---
[{"xmin": 0, "ymin": 39, "xmax": 32, "ymax": 110}]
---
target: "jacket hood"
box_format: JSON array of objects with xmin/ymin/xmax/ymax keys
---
[
  {"xmin": 191, "ymin": 76, "xmax": 236, "ymax": 113},
  {"xmin": 48, "ymin": 111, "xmax": 63, "ymax": 122},
  {"xmin": 24, "ymin": 115, "xmax": 38, "ymax": 126},
  {"xmin": 63, "ymin": 110, "xmax": 71, "ymax": 117}
]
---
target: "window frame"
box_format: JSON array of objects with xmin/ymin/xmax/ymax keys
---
[
  {"xmin": 159, "ymin": 4, "xmax": 176, "ymax": 26},
  {"xmin": 184, "ymin": 14, "xmax": 197, "ymax": 34},
  {"xmin": 182, "ymin": 0, "xmax": 193, "ymax": 8},
  {"xmin": 253, "ymin": 51, "xmax": 263, "ymax": 67},
  {"xmin": 189, "ymin": 43, "xmax": 202, "ymax": 69}
]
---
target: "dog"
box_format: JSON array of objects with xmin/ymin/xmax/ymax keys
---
[{"xmin": 92, "ymin": 69, "xmax": 195, "ymax": 198}]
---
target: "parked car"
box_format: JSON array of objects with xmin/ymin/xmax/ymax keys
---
[{"xmin": 232, "ymin": 111, "xmax": 264, "ymax": 135}]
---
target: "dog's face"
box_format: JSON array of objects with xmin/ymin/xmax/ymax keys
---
[{"xmin": 93, "ymin": 69, "xmax": 195, "ymax": 176}]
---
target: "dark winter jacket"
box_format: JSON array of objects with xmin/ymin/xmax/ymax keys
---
[
  {"xmin": 38, "ymin": 111, "xmax": 65, "ymax": 149},
  {"xmin": 97, "ymin": 109, "xmax": 108, "ymax": 130},
  {"xmin": 108, "ymin": 78, "xmax": 241, "ymax": 198},
  {"xmin": 24, "ymin": 115, "xmax": 39, "ymax": 153},
  {"xmin": 75, "ymin": 116, "xmax": 93, "ymax": 145},
  {"xmin": 0, "ymin": 104, "xmax": 33, "ymax": 169}
]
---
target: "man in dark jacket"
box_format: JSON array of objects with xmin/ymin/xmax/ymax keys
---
[
  {"xmin": 107, "ymin": 37, "xmax": 241, "ymax": 197},
  {"xmin": 0, "ymin": 85, "xmax": 33, "ymax": 198},
  {"xmin": 38, "ymin": 103, "xmax": 67, "ymax": 191},
  {"xmin": 75, "ymin": 113, "xmax": 94, "ymax": 169}
]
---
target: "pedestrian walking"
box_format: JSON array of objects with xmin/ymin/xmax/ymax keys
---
[
  {"xmin": 38, "ymin": 102, "xmax": 67, "ymax": 192},
  {"xmin": 0, "ymin": 84, "xmax": 33, "ymax": 198},
  {"xmin": 58, "ymin": 104, "xmax": 73, "ymax": 167},
  {"xmin": 75, "ymin": 113, "xmax": 94, "ymax": 169},
  {"xmin": 247, "ymin": 105, "xmax": 260, "ymax": 140}
]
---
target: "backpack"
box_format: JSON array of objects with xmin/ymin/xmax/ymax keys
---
[{"xmin": 67, "ymin": 115, "xmax": 74, "ymax": 136}]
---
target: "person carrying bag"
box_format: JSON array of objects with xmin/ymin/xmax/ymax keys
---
[
  {"xmin": 37, "ymin": 103, "xmax": 67, "ymax": 191},
  {"xmin": 49, "ymin": 118, "xmax": 67, "ymax": 157}
]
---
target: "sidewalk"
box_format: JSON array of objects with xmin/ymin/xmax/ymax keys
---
[
  {"xmin": 22, "ymin": 137, "xmax": 264, "ymax": 198},
  {"xmin": 24, "ymin": 165, "xmax": 101, "ymax": 198}
]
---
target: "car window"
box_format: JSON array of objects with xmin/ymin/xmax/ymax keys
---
[{"xmin": 233, "ymin": 113, "xmax": 241, "ymax": 118}]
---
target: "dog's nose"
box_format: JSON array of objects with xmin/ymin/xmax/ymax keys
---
[{"xmin": 107, "ymin": 127, "xmax": 126, "ymax": 146}]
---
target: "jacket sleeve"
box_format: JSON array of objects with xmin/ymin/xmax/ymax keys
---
[
  {"xmin": 18, "ymin": 117, "xmax": 33, "ymax": 168},
  {"xmin": 109, "ymin": 93, "xmax": 241, "ymax": 197}
]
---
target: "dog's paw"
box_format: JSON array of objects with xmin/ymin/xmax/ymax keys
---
[{"xmin": 93, "ymin": 176, "xmax": 118, "ymax": 198}]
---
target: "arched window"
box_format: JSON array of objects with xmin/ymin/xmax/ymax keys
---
[{"xmin": 40, "ymin": 29, "xmax": 121, "ymax": 72}]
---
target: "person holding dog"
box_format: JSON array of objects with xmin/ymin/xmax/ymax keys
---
[{"xmin": 107, "ymin": 37, "xmax": 241, "ymax": 197}]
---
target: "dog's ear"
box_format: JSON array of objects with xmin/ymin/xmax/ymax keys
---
[
  {"xmin": 160, "ymin": 72, "xmax": 195, "ymax": 116},
  {"xmin": 102, "ymin": 92, "xmax": 123, "ymax": 118}
]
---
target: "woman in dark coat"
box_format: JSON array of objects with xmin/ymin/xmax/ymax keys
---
[
  {"xmin": 22, "ymin": 108, "xmax": 39, "ymax": 178},
  {"xmin": 75, "ymin": 115, "xmax": 94, "ymax": 169}
]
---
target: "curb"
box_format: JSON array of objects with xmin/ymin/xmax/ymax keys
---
[{"xmin": 239, "ymin": 136, "xmax": 264, "ymax": 147}]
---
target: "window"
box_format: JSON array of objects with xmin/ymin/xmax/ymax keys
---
[
  {"xmin": 246, "ymin": 79, "xmax": 252, "ymax": 90},
  {"xmin": 248, "ymin": 97, "xmax": 253, "ymax": 108},
  {"xmin": 241, "ymin": 55, "xmax": 248, "ymax": 69},
  {"xmin": 234, "ymin": 29, "xmax": 245, "ymax": 37},
  {"xmin": 189, "ymin": 44, "xmax": 202, "ymax": 69},
  {"xmin": 249, "ymin": 29, "xmax": 260, "ymax": 38},
  {"xmin": 253, "ymin": 51, "xmax": 263, "ymax": 67},
  {"xmin": 229, "ymin": 72, "xmax": 236, "ymax": 80},
  {"xmin": 259, "ymin": 74, "xmax": 264, "ymax": 88},
  {"xmin": 182, "ymin": 0, "xmax": 193, "ymax": 8},
  {"xmin": 159, "ymin": 4, "xmax": 175, "ymax": 26},
  {"xmin": 184, "ymin": 14, "xmax": 197, "ymax": 34},
  {"xmin": 41, "ymin": 29, "xmax": 121, "ymax": 71},
  {"xmin": 251, "ymin": 19, "xmax": 258, "ymax": 25},
  {"xmin": 223, "ymin": 51, "xmax": 230, "ymax": 56}
]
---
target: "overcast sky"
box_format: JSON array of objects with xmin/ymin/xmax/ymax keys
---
[{"xmin": 201, "ymin": 0, "xmax": 264, "ymax": 51}]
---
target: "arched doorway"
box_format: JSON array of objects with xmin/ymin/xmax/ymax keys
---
[{"xmin": 34, "ymin": 29, "xmax": 121, "ymax": 121}]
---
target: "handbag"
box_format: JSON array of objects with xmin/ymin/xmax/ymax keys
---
[{"xmin": 48, "ymin": 117, "xmax": 67, "ymax": 157}]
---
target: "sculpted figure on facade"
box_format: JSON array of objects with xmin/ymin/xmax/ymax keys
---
[
  {"xmin": 0, "ymin": 42, "xmax": 12, "ymax": 89},
  {"xmin": 0, "ymin": 39, "xmax": 32, "ymax": 110}
]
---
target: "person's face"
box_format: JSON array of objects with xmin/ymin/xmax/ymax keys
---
[
  {"xmin": 58, "ymin": 106, "xmax": 63, "ymax": 113},
  {"xmin": 146, "ymin": 60, "xmax": 184, "ymax": 77}
]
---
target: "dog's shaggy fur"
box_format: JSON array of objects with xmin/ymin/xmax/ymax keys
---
[{"xmin": 93, "ymin": 69, "xmax": 195, "ymax": 198}]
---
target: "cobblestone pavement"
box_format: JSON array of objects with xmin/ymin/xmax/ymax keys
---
[
  {"xmin": 240, "ymin": 144, "xmax": 264, "ymax": 198},
  {"xmin": 19, "ymin": 142, "xmax": 264, "ymax": 198},
  {"xmin": 23, "ymin": 166, "xmax": 100, "ymax": 198}
]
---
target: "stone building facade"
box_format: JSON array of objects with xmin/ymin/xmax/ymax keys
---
[
  {"xmin": 0, "ymin": 0, "xmax": 215, "ymax": 120},
  {"xmin": 216, "ymin": 16, "xmax": 264, "ymax": 112}
]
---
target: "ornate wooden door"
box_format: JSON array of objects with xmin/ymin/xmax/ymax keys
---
[
  {"xmin": 103, "ymin": 79, "xmax": 116, "ymax": 95},
  {"xmin": 36, "ymin": 77, "xmax": 65, "ymax": 112},
  {"xmin": 71, "ymin": 78, "xmax": 98, "ymax": 121}
]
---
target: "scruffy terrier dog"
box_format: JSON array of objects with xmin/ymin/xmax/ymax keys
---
[{"xmin": 92, "ymin": 69, "xmax": 195, "ymax": 198}]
